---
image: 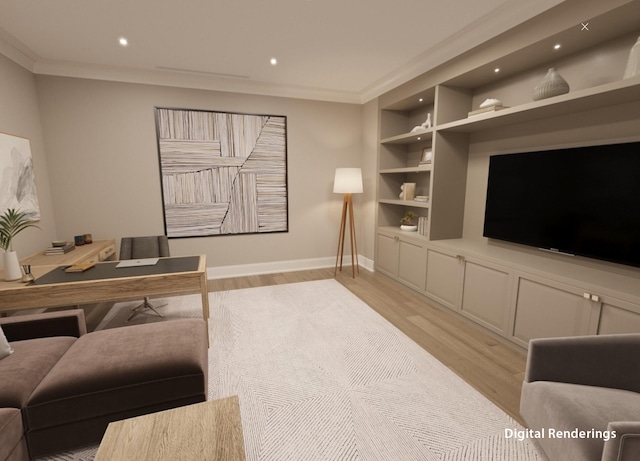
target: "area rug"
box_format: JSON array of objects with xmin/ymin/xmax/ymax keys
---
[{"xmin": 38, "ymin": 279, "xmax": 547, "ymax": 461}]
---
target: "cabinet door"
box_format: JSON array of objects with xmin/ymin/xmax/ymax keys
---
[
  {"xmin": 398, "ymin": 239, "xmax": 427, "ymax": 291},
  {"xmin": 376, "ymin": 233, "xmax": 399, "ymax": 277},
  {"xmin": 460, "ymin": 259, "xmax": 511, "ymax": 335},
  {"xmin": 425, "ymin": 248, "xmax": 460, "ymax": 310},
  {"xmin": 598, "ymin": 297, "xmax": 640, "ymax": 334},
  {"xmin": 512, "ymin": 275, "xmax": 595, "ymax": 346}
]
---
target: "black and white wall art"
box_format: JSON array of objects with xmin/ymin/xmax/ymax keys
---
[
  {"xmin": 0, "ymin": 132, "xmax": 41, "ymax": 220},
  {"xmin": 155, "ymin": 108, "xmax": 288, "ymax": 238}
]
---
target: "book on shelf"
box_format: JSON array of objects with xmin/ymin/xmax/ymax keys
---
[
  {"xmin": 417, "ymin": 216, "xmax": 429, "ymax": 237},
  {"xmin": 45, "ymin": 242, "xmax": 76, "ymax": 255}
]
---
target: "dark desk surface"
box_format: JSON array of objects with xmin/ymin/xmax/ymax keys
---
[{"xmin": 32, "ymin": 256, "xmax": 200, "ymax": 285}]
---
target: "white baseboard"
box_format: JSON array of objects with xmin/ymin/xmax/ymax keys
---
[{"xmin": 207, "ymin": 254, "xmax": 374, "ymax": 279}]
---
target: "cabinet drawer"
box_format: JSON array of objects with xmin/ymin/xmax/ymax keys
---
[{"xmin": 99, "ymin": 244, "xmax": 116, "ymax": 261}]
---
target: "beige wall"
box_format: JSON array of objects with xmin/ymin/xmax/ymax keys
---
[
  {"xmin": 0, "ymin": 54, "xmax": 57, "ymax": 259},
  {"xmin": 33, "ymin": 76, "xmax": 372, "ymax": 268}
]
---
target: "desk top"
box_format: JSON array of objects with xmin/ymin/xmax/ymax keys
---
[{"xmin": 32, "ymin": 256, "xmax": 200, "ymax": 285}]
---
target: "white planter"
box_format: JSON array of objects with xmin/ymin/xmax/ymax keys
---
[
  {"xmin": 400, "ymin": 225, "xmax": 417, "ymax": 232},
  {"xmin": 3, "ymin": 251, "xmax": 22, "ymax": 281}
]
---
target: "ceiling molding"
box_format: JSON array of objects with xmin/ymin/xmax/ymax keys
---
[{"xmin": 31, "ymin": 60, "xmax": 364, "ymax": 104}]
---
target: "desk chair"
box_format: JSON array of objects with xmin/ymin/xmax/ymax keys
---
[{"xmin": 119, "ymin": 235, "xmax": 170, "ymax": 321}]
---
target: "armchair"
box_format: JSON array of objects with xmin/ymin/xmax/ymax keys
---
[
  {"xmin": 119, "ymin": 235, "xmax": 170, "ymax": 320},
  {"xmin": 520, "ymin": 333, "xmax": 640, "ymax": 461}
]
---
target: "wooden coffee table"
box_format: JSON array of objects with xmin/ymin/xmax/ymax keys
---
[{"xmin": 95, "ymin": 396, "xmax": 245, "ymax": 461}]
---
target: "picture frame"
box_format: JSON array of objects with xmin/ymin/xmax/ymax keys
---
[
  {"xmin": 155, "ymin": 108, "xmax": 288, "ymax": 238},
  {"xmin": 420, "ymin": 147, "xmax": 433, "ymax": 165},
  {"xmin": 0, "ymin": 132, "xmax": 41, "ymax": 220}
]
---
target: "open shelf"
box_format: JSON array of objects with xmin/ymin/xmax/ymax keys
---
[
  {"xmin": 380, "ymin": 166, "xmax": 431, "ymax": 174},
  {"xmin": 378, "ymin": 199, "xmax": 430, "ymax": 209},
  {"xmin": 437, "ymin": 76, "xmax": 640, "ymax": 133}
]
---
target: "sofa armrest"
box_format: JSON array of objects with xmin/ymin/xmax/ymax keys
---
[
  {"xmin": 0, "ymin": 310, "xmax": 86, "ymax": 341},
  {"xmin": 602, "ymin": 422, "xmax": 640, "ymax": 461},
  {"xmin": 524, "ymin": 333, "xmax": 640, "ymax": 393}
]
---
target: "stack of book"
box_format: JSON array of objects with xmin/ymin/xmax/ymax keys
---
[
  {"xmin": 45, "ymin": 242, "xmax": 76, "ymax": 255},
  {"xmin": 417, "ymin": 217, "xmax": 429, "ymax": 237}
]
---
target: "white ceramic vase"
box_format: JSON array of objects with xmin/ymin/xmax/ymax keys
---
[
  {"xmin": 400, "ymin": 225, "xmax": 417, "ymax": 232},
  {"xmin": 623, "ymin": 36, "xmax": 640, "ymax": 79},
  {"xmin": 3, "ymin": 251, "xmax": 22, "ymax": 281},
  {"xmin": 533, "ymin": 68, "xmax": 570, "ymax": 101}
]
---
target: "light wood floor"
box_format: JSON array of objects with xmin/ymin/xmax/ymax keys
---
[{"xmin": 209, "ymin": 268, "xmax": 529, "ymax": 426}]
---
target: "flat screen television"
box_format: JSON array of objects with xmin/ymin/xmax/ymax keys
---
[{"xmin": 483, "ymin": 141, "xmax": 640, "ymax": 268}]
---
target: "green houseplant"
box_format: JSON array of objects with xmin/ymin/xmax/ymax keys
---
[
  {"xmin": 400, "ymin": 210, "xmax": 418, "ymax": 231},
  {"xmin": 1, "ymin": 208, "xmax": 39, "ymax": 281}
]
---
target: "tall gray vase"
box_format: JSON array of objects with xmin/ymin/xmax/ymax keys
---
[{"xmin": 533, "ymin": 68, "xmax": 570, "ymax": 101}]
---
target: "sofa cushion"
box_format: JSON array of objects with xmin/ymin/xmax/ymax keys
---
[
  {"xmin": 521, "ymin": 381, "xmax": 640, "ymax": 461},
  {"xmin": 0, "ymin": 407, "xmax": 28, "ymax": 461},
  {"xmin": 24, "ymin": 319, "xmax": 208, "ymax": 457},
  {"xmin": 0, "ymin": 336, "xmax": 76, "ymax": 408}
]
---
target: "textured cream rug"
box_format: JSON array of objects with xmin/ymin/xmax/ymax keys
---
[{"xmin": 39, "ymin": 279, "xmax": 547, "ymax": 461}]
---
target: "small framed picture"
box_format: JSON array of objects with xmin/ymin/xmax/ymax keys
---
[{"xmin": 420, "ymin": 147, "xmax": 433, "ymax": 165}]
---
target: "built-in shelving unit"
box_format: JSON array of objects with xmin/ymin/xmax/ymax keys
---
[{"xmin": 374, "ymin": 1, "xmax": 640, "ymax": 348}]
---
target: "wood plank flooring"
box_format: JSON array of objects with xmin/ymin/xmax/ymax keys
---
[{"xmin": 209, "ymin": 268, "xmax": 529, "ymax": 426}]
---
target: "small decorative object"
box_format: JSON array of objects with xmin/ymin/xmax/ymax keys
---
[
  {"xmin": 21, "ymin": 265, "xmax": 34, "ymax": 283},
  {"xmin": 420, "ymin": 147, "xmax": 433, "ymax": 165},
  {"xmin": 400, "ymin": 211, "xmax": 418, "ymax": 231},
  {"xmin": 399, "ymin": 183, "xmax": 416, "ymax": 201},
  {"xmin": 0, "ymin": 208, "xmax": 39, "ymax": 281},
  {"xmin": 83, "ymin": 233, "xmax": 93, "ymax": 244},
  {"xmin": 74, "ymin": 235, "xmax": 85, "ymax": 246},
  {"xmin": 623, "ymin": 36, "xmax": 640, "ymax": 79},
  {"xmin": 480, "ymin": 98, "xmax": 502, "ymax": 108},
  {"xmin": 410, "ymin": 113, "xmax": 432, "ymax": 133},
  {"xmin": 533, "ymin": 68, "xmax": 570, "ymax": 101},
  {"xmin": 468, "ymin": 98, "xmax": 509, "ymax": 117}
]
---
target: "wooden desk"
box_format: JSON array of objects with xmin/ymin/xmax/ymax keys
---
[
  {"xmin": 95, "ymin": 396, "xmax": 246, "ymax": 461},
  {"xmin": 0, "ymin": 255, "xmax": 210, "ymax": 337},
  {"xmin": 20, "ymin": 239, "xmax": 117, "ymax": 266}
]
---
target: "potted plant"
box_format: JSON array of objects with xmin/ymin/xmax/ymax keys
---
[
  {"xmin": 400, "ymin": 210, "xmax": 418, "ymax": 231},
  {"xmin": 0, "ymin": 208, "xmax": 39, "ymax": 281}
]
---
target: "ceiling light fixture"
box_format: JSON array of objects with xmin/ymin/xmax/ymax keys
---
[
  {"xmin": 554, "ymin": 43, "xmax": 561, "ymax": 50},
  {"xmin": 270, "ymin": 57, "xmax": 278, "ymax": 66},
  {"xmin": 419, "ymin": 98, "xmax": 424, "ymax": 102},
  {"xmin": 494, "ymin": 68, "xmax": 500, "ymax": 73},
  {"xmin": 119, "ymin": 37, "xmax": 129, "ymax": 47}
]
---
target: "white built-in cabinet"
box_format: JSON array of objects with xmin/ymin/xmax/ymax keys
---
[{"xmin": 374, "ymin": 3, "xmax": 640, "ymax": 349}]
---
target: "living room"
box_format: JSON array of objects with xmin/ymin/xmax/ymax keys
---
[{"xmin": 2, "ymin": 0, "xmax": 640, "ymax": 460}]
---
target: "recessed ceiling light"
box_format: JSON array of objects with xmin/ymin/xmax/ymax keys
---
[
  {"xmin": 119, "ymin": 37, "xmax": 129, "ymax": 47},
  {"xmin": 270, "ymin": 57, "xmax": 278, "ymax": 66},
  {"xmin": 554, "ymin": 43, "xmax": 561, "ymax": 50},
  {"xmin": 494, "ymin": 68, "xmax": 500, "ymax": 73},
  {"xmin": 418, "ymin": 98, "xmax": 424, "ymax": 102}
]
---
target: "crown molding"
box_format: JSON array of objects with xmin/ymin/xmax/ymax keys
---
[{"xmin": 31, "ymin": 60, "xmax": 364, "ymax": 104}]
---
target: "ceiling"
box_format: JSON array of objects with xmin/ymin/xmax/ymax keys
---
[{"xmin": 0, "ymin": 0, "xmax": 565, "ymax": 103}]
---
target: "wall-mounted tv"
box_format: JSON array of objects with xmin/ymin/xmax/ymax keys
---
[{"xmin": 483, "ymin": 141, "xmax": 640, "ymax": 268}]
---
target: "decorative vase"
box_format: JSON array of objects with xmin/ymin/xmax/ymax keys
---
[
  {"xmin": 400, "ymin": 225, "xmax": 417, "ymax": 232},
  {"xmin": 533, "ymin": 68, "xmax": 570, "ymax": 101},
  {"xmin": 623, "ymin": 36, "xmax": 640, "ymax": 79},
  {"xmin": 3, "ymin": 251, "xmax": 22, "ymax": 281}
]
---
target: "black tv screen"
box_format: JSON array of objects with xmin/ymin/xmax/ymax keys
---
[{"xmin": 483, "ymin": 141, "xmax": 640, "ymax": 268}]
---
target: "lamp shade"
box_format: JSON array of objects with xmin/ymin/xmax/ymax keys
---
[{"xmin": 333, "ymin": 168, "xmax": 363, "ymax": 194}]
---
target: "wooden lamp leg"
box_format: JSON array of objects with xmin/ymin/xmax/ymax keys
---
[{"xmin": 335, "ymin": 193, "xmax": 358, "ymax": 278}]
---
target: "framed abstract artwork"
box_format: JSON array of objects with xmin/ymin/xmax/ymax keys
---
[
  {"xmin": 0, "ymin": 132, "xmax": 41, "ymax": 220},
  {"xmin": 154, "ymin": 108, "xmax": 288, "ymax": 238}
]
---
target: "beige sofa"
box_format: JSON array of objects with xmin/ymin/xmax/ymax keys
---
[
  {"xmin": 520, "ymin": 333, "xmax": 640, "ymax": 461},
  {"xmin": 0, "ymin": 310, "xmax": 208, "ymax": 460}
]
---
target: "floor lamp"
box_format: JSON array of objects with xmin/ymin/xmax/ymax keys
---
[{"xmin": 333, "ymin": 168, "xmax": 363, "ymax": 278}]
